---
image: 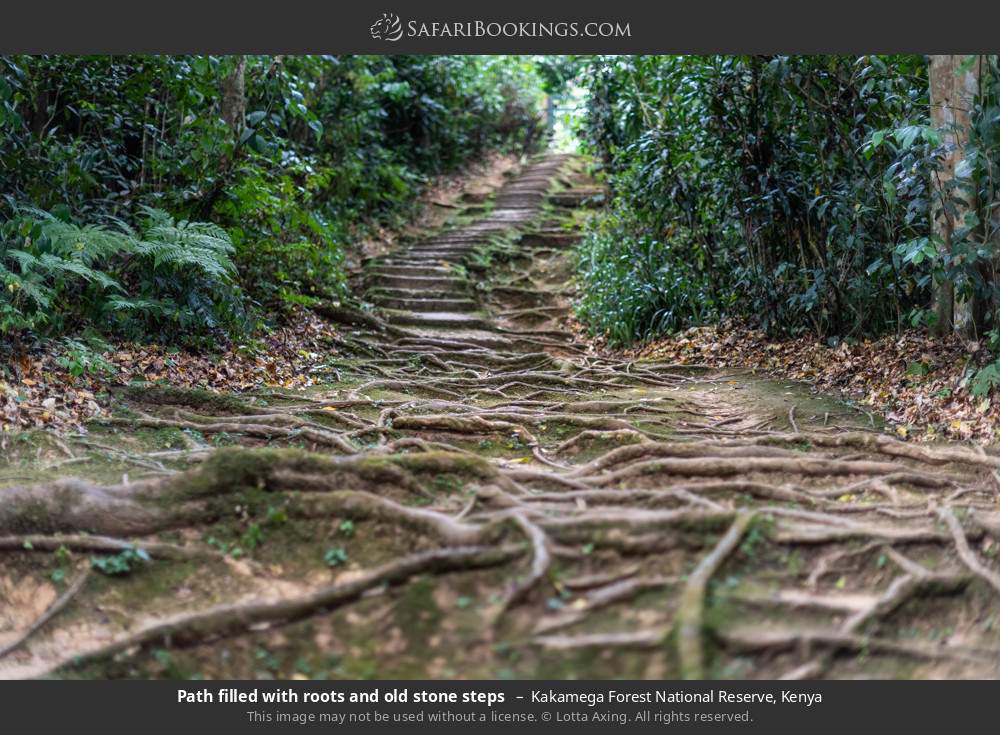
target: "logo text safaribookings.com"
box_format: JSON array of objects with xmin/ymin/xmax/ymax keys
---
[{"xmin": 370, "ymin": 14, "xmax": 631, "ymax": 41}]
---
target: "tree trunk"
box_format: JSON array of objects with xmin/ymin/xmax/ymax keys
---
[
  {"xmin": 929, "ymin": 55, "xmax": 983, "ymax": 337},
  {"xmin": 220, "ymin": 55, "xmax": 246, "ymax": 137},
  {"xmin": 197, "ymin": 56, "xmax": 247, "ymax": 219}
]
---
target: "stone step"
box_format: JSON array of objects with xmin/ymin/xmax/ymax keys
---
[
  {"xmin": 394, "ymin": 255, "xmax": 472, "ymax": 265},
  {"xmin": 394, "ymin": 330, "xmax": 515, "ymax": 351},
  {"xmin": 378, "ymin": 256, "xmax": 466, "ymax": 267},
  {"xmin": 370, "ymin": 296, "xmax": 480, "ymax": 312},
  {"xmin": 369, "ymin": 286, "xmax": 471, "ymax": 301},
  {"xmin": 404, "ymin": 243, "xmax": 479, "ymax": 252},
  {"xmin": 370, "ymin": 274, "xmax": 468, "ymax": 291},
  {"xmin": 520, "ymin": 232, "xmax": 581, "ymax": 248},
  {"xmin": 385, "ymin": 311, "xmax": 492, "ymax": 330},
  {"xmin": 459, "ymin": 224, "xmax": 523, "ymax": 234},
  {"xmin": 550, "ymin": 189, "xmax": 605, "ymax": 207},
  {"xmin": 395, "ymin": 248, "xmax": 472, "ymax": 257},
  {"xmin": 488, "ymin": 210, "xmax": 541, "ymax": 218},
  {"xmin": 369, "ymin": 264, "xmax": 454, "ymax": 277},
  {"xmin": 418, "ymin": 237, "xmax": 485, "ymax": 246},
  {"xmin": 385, "ymin": 257, "xmax": 469, "ymax": 268}
]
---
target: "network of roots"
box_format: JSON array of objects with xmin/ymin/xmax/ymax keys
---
[{"xmin": 2, "ymin": 154, "xmax": 1000, "ymax": 680}]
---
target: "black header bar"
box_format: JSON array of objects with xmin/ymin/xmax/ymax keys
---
[{"xmin": 2, "ymin": 1, "xmax": 1000, "ymax": 53}]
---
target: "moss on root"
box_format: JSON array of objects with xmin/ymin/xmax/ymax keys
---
[{"xmin": 120, "ymin": 384, "xmax": 260, "ymax": 414}]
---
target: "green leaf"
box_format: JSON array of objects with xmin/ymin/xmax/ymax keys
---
[
  {"xmin": 324, "ymin": 547, "xmax": 349, "ymax": 567},
  {"xmin": 245, "ymin": 110, "xmax": 267, "ymax": 127},
  {"xmin": 893, "ymin": 125, "xmax": 922, "ymax": 150}
]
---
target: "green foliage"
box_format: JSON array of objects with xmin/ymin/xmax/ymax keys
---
[
  {"xmin": 264, "ymin": 505, "xmax": 288, "ymax": 526},
  {"xmin": 0, "ymin": 54, "xmax": 545, "ymax": 342},
  {"xmin": 575, "ymin": 211, "xmax": 724, "ymax": 343},
  {"xmin": 91, "ymin": 546, "xmax": 151, "ymax": 576},
  {"xmin": 883, "ymin": 58, "xmax": 1000, "ymax": 339},
  {"xmin": 241, "ymin": 522, "xmax": 264, "ymax": 551},
  {"xmin": 324, "ymin": 546, "xmax": 349, "ymax": 567},
  {"xmin": 1, "ymin": 205, "xmax": 243, "ymax": 344},
  {"xmin": 971, "ymin": 362, "xmax": 1000, "ymax": 398},
  {"xmin": 56, "ymin": 335, "xmax": 117, "ymax": 377},
  {"xmin": 973, "ymin": 330, "xmax": 1000, "ymax": 397},
  {"xmin": 533, "ymin": 55, "xmax": 586, "ymax": 96},
  {"xmin": 577, "ymin": 55, "xmax": 932, "ymax": 343}
]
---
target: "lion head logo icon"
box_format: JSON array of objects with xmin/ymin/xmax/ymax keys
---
[{"xmin": 370, "ymin": 13, "xmax": 403, "ymax": 41}]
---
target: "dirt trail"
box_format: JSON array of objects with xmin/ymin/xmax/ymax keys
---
[{"xmin": 3, "ymin": 153, "xmax": 1000, "ymax": 680}]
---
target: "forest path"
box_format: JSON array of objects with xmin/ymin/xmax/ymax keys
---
[{"xmin": 2, "ymin": 153, "xmax": 1000, "ymax": 680}]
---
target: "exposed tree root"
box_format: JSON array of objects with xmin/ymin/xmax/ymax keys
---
[
  {"xmin": 0, "ymin": 568, "xmax": 90, "ymax": 660},
  {"xmin": 674, "ymin": 512, "xmax": 756, "ymax": 680},
  {"xmin": 105, "ymin": 415, "xmax": 359, "ymax": 453},
  {"xmin": 533, "ymin": 630, "xmax": 666, "ymax": 651},
  {"xmin": 288, "ymin": 490, "xmax": 485, "ymax": 545},
  {"xmin": 41, "ymin": 546, "xmax": 520, "ymax": 676},
  {"xmin": 494, "ymin": 511, "xmax": 551, "ymax": 615},
  {"xmin": 936, "ymin": 504, "xmax": 1000, "ymax": 597},
  {"xmin": 5, "ymin": 153, "xmax": 1000, "ymax": 680},
  {"xmin": 721, "ymin": 628, "xmax": 994, "ymax": 665},
  {"xmin": 534, "ymin": 575, "xmax": 676, "ymax": 634},
  {"xmin": 0, "ymin": 534, "xmax": 218, "ymax": 561}
]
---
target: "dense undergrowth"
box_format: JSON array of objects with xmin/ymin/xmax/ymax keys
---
[
  {"xmin": 575, "ymin": 55, "xmax": 1000, "ymax": 346},
  {"xmin": 0, "ymin": 55, "xmax": 545, "ymax": 348}
]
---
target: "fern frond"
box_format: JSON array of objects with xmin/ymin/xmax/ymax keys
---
[
  {"xmin": 6, "ymin": 205, "xmax": 244, "ymax": 342},
  {"xmin": 37, "ymin": 253, "xmax": 123, "ymax": 291},
  {"xmin": 20, "ymin": 207, "xmax": 130, "ymax": 264},
  {"xmin": 11, "ymin": 276, "xmax": 53, "ymax": 308},
  {"xmin": 4, "ymin": 248, "xmax": 40, "ymax": 271}
]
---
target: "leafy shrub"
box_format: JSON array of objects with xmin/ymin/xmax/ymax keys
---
[
  {"xmin": 1, "ymin": 206, "xmax": 244, "ymax": 344},
  {"xmin": 575, "ymin": 212, "xmax": 725, "ymax": 345},
  {"xmin": 577, "ymin": 55, "xmax": 931, "ymax": 343},
  {"xmin": 56, "ymin": 335, "xmax": 117, "ymax": 377},
  {"xmin": 870, "ymin": 58, "xmax": 1000, "ymax": 339}
]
